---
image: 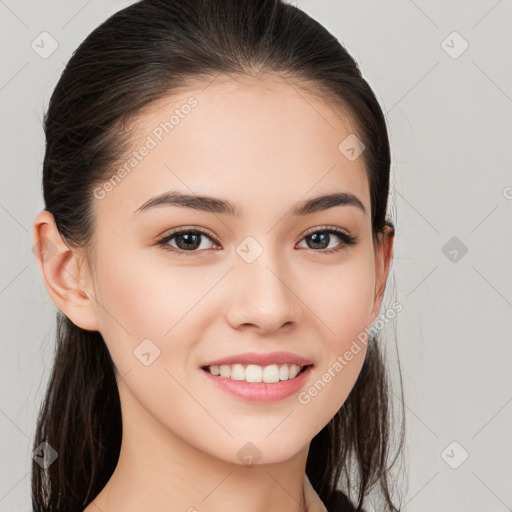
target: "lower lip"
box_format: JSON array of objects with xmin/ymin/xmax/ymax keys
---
[{"xmin": 200, "ymin": 365, "xmax": 314, "ymax": 403}]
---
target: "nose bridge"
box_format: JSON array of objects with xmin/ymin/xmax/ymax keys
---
[{"xmin": 227, "ymin": 241, "xmax": 302, "ymax": 331}]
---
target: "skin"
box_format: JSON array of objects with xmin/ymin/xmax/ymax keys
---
[{"xmin": 33, "ymin": 74, "xmax": 394, "ymax": 512}]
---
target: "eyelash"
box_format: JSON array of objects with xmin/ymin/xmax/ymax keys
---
[{"xmin": 156, "ymin": 225, "xmax": 358, "ymax": 257}]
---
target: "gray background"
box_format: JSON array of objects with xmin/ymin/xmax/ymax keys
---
[{"xmin": 1, "ymin": 1, "xmax": 511, "ymax": 510}]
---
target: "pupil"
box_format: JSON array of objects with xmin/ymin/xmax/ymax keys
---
[
  {"xmin": 178, "ymin": 233, "xmax": 200, "ymax": 250},
  {"xmin": 309, "ymin": 232, "xmax": 328, "ymax": 249}
]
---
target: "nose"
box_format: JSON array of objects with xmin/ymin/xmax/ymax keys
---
[{"xmin": 224, "ymin": 249, "xmax": 304, "ymax": 334}]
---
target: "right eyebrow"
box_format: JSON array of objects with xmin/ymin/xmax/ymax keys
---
[{"xmin": 291, "ymin": 192, "xmax": 367, "ymax": 216}]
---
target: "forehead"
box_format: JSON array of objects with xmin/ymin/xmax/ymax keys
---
[{"xmin": 93, "ymin": 74, "xmax": 370, "ymax": 223}]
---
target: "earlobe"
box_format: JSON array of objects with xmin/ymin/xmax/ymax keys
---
[
  {"xmin": 32, "ymin": 210, "xmax": 100, "ymax": 331},
  {"xmin": 369, "ymin": 225, "xmax": 394, "ymax": 325}
]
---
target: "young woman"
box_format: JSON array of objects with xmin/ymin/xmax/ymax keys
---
[{"xmin": 31, "ymin": 1, "xmax": 405, "ymax": 511}]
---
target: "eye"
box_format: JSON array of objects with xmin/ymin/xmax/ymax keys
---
[
  {"xmin": 297, "ymin": 225, "xmax": 358, "ymax": 254},
  {"xmin": 157, "ymin": 225, "xmax": 358, "ymax": 256},
  {"xmin": 157, "ymin": 227, "xmax": 219, "ymax": 256}
]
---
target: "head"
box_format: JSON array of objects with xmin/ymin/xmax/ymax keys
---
[{"xmin": 32, "ymin": 1, "xmax": 404, "ymax": 511}]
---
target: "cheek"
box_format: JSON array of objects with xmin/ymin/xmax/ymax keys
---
[
  {"xmin": 298, "ymin": 254, "xmax": 376, "ymax": 348},
  {"xmin": 90, "ymin": 250, "xmax": 168, "ymax": 363},
  {"xmin": 93, "ymin": 248, "xmax": 193, "ymax": 334},
  {"xmin": 296, "ymin": 268, "xmax": 374, "ymax": 429},
  {"xmin": 91, "ymin": 248, "xmax": 216, "ymax": 376}
]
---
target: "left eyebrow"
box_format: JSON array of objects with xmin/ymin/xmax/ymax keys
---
[{"xmin": 133, "ymin": 190, "xmax": 367, "ymax": 217}]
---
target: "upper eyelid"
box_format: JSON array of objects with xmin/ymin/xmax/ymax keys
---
[
  {"xmin": 302, "ymin": 225, "xmax": 351, "ymax": 237},
  {"xmin": 162, "ymin": 226, "xmax": 220, "ymax": 243}
]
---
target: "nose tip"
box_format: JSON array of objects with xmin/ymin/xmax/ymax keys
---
[{"xmin": 225, "ymin": 261, "xmax": 303, "ymax": 333}]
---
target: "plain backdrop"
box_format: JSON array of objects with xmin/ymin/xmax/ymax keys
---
[{"xmin": 1, "ymin": 1, "xmax": 511, "ymax": 511}]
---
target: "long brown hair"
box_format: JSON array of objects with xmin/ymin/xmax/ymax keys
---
[{"xmin": 32, "ymin": 1, "xmax": 405, "ymax": 510}]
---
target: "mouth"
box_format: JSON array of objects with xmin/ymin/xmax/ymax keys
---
[{"xmin": 201, "ymin": 363, "xmax": 314, "ymax": 384}]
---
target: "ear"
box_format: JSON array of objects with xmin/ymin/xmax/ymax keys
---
[
  {"xmin": 368, "ymin": 224, "xmax": 394, "ymax": 325},
  {"xmin": 32, "ymin": 210, "xmax": 100, "ymax": 331}
]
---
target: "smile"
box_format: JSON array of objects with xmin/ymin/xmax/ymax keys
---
[{"xmin": 202, "ymin": 363, "xmax": 312, "ymax": 383}]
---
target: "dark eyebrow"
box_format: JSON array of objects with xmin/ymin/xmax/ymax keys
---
[{"xmin": 133, "ymin": 190, "xmax": 366, "ymax": 217}]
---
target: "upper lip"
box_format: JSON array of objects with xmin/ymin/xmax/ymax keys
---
[{"xmin": 201, "ymin": 351, "xmax": 314, "ymax": 368}]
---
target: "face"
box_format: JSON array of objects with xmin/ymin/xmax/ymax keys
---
[{"xmin": 70, "ymin": 75, "xmax": 391, "ymax": 465}]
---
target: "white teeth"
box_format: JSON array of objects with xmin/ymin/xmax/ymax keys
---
[
  {"xmin": 246, "ymin": 364, "xmax": 263, "ymax": 382},
  {"xmin": 288, "ymin": 364, "xmax": 300, "ymax": 379},
  {"xmin": 231, "ymin": 364, "xmax": 246, "ymax": 381},
  {"xmin": 205, "ymin": 363, "xmax": 305, "ymax": 383},
  {"xmin": 262, "ymin": 364, "xmax": 280, "ymax": 383}
]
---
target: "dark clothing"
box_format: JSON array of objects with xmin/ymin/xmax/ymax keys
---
[{"xmin": 331, "ymin": 489, "xmax": 365, "ymax": 512}]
